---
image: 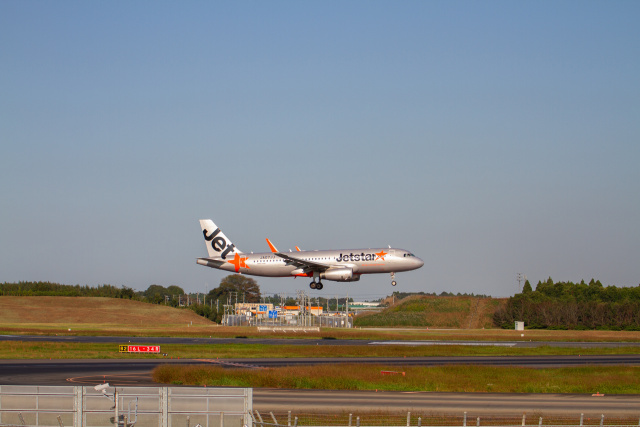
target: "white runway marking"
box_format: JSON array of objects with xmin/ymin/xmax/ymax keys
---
[{"xmin": 368, "ymin": 341, "xmax": 517, "ymax": 347}]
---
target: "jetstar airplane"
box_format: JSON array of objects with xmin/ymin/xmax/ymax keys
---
[{"xmin": 196, "ymin": 219, "xmax": 424, "ymax": 290}]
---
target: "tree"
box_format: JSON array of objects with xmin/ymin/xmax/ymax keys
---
[
  {"xmin": 118, "ymin": 286, "xmax": 136, "ymax": 299},
  {"xmin": 208, "ymin": 274, "xmax": 261, "ymax": 304},
  {"xmin": 166, "ymin": 285, "xmax": 185, "ymax": 296},
  {"xmin": 522, "ymin": 280, "xmax": 533, "ymax": 294},
  {"xmin": 143, "ymin": 284, "xmax": 167, "ymax": 304}
]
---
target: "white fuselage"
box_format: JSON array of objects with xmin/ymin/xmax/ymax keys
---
[{"xmin": 197, "ymin": 248, "xmax": 423, "ymax": 279}]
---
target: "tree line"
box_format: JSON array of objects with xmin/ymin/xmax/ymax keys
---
[
  {"xmin": 493, "ymin": 278, "xmax": 640, "ymax": 330},
  {"xmin": 391, "ymin": 291, "xmax": 491, "ymax": 300},
  {"xmin": 0, "ymin": 281, "xmax": 136, "ymax": 299}
]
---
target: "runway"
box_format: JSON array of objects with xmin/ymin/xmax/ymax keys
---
[{"xmin": 3, "ymin": 334, "xmax": 640, "ymax": 348}]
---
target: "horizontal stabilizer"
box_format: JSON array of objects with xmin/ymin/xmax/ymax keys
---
[{"xmin": 196, "ymin": 258, "xmax": 226, "ymax": 268}]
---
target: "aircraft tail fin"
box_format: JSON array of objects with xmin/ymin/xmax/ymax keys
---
[{"xmin": 199, "ymin": 219, "xmax": 242, "ymax": 259}]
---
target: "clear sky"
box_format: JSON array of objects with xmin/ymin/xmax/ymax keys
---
[{"xmin": 1, "ymin": 1, "xmax": 639, "ymax": 300}]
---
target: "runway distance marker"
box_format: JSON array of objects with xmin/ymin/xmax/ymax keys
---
[
  {"xmin": 119, "ymin": 345, "xmax": 160, "ymax": 353},
  {"xmin": 380, "ymin": 370, "xmax": 405, "ymax": 376}
]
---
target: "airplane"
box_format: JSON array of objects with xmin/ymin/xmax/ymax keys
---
[{"xmin": 196, "ymin": 219, "xmax": 424, "ymax": 290}]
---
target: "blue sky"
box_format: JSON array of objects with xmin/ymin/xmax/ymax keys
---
[{"xmin": 1, "ymin": 1, "xmax": 639, "ymax": 300}]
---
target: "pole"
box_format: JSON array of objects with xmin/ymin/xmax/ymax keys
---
[
  {"xmin": 346, "ymin": 290, "xmax": 349, "ymax": 327},
  {"xmin": 114, "ymin": 390, "xmax": 119, "ymax": 427}
]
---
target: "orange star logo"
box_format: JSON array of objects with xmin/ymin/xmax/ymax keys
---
[
  {"xmin": 227, "ymin": 253, "xmax": 250, "ymax": 272},
  {"xmin": 375, "ymin": 250, "xmax": 388, "ymax": 261}
]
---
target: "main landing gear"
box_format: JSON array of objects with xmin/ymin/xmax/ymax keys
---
[
  {"xmin": 310, "ymin": 280, "xmax": 324, "ymax": 290},
  {"xmin": 391, "ymin": 272, "xmax": 397, "ymax": 286},
  {"xmin": 309, "ymin": 271, "xmax": 323, "ymax": 290}
]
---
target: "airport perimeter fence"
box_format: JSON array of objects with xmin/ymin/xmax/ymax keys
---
[
  {"xmin": 251, "ymin": 411, "xmax": 640, "ymax": 427},
  {"xmin": 225, "ymin": 315, "xmax": 353, "ymax": 328},
  {"xmin": 0, "ymin": 385, "xmax": 252, "ymax": 427},
  {"xmin": 3, "ymin": 386, "xmax": 639, "ymax": 427}
]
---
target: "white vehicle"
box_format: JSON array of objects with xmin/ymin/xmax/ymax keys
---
[{"xmin": 196, "ymin": 220, "xmax": 423, "ymax": 290}]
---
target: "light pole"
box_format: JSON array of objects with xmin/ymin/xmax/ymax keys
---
[{"xmin": 517, "ymin": 273, "xmax": 523, "ymax": 293}]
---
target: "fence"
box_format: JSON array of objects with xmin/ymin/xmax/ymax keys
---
[
  {"xmin": 251, "ymin": 411, "xmax": 640, "ymax": 427},
  {"xmin": 0, "ymin": 386, "xmax": 252, "ymax": 427},
  {"xmin": 224, "ymin": 315, "xmax": 353, "ymax": 328},
  {"xmin": 3, "ymin": 387, "xmax": 639, "ymax": 427}
]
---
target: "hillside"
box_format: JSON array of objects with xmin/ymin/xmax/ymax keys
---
[
  {"xmin": 354, "ymin": 295, "xmax": 505, "ymax": 328},
  {"xmin": 0, "ymin": 296, "xmax": 212, "ymax": 326}
]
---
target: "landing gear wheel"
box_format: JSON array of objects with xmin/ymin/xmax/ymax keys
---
[
  {"xmin": 391, "ymin": 280, "xmax": 397, "ymax": 286},
  {"xmin": 316, "ymin": 282, "xmax": 323, "ymax": 290},
  {"xmin": 310, "ymin": 281, "xmax": 317, "ymax": 289}
]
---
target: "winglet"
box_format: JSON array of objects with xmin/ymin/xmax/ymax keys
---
[
  {"xmin": 266, "ymin": 238, "xmax": 278, "ymax": 253},
  {"xmin": 295, "ymin": 246, "xmax": 302, "ymax": 251}
]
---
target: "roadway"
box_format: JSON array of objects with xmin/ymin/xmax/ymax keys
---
[{"xmin": 255, "ymin": 389, "xmax": 640, "ymax": 417}]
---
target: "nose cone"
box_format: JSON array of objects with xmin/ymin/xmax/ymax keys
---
[{"xmin": 414, "ymin": 256, "xmax": 425, "ymax": 269}]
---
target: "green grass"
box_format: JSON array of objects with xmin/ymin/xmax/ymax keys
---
[
  {"xmin": 1, "ymin": 341, "xmax": 639, "ymax": 359},
  {"xmin": 153, "ymin": 364, "xmax": 640, "ymax": 394},
  {"xmin": 355, "ymin": 296, "xmax": 496, "ymax": 328}
]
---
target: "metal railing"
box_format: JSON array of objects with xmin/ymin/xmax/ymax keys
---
[
  {"xmin": 0, "ymin": 385, "xmax": 252, "ymax": 427},
  {"xmin": 224, "ymin": 314, "xmax": 353, "ymax": 328}
]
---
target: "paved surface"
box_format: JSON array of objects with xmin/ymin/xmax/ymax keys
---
[
  {"xmin": 253, "ymin": 389, "xmax": 640, "ymax": 416},
  {"xmin": 3, "ymin": 334, "xmax": 640, "ymax": 347}
]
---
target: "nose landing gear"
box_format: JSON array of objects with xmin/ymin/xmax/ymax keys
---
[{"xmin": 391, "ymin": 272, "xmax": 397, "ymax": 286}]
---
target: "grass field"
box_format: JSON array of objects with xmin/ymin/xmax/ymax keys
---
[
  {"xmin": 153, "ymin": 363, "xmax": 640, "ymax": 394},
  {"xmin": 355, "ymin": 296, "xmax": 502, "ymax": 329},
  {"xmin": 0, "ymin": 295, "xmax": 210, "ymax": 324},
  {"xmin": 2, "ymin": 341, "xmax": 639, "ymax": 359}
]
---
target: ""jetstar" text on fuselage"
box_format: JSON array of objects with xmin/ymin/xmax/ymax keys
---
[{"xmin": 336, "ymin": 250, "xmax": 387, "ymax": 262}]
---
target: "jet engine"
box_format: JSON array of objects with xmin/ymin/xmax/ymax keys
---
[{"xmin": 321, "ymin": 268, "xmax": 360, "ymax": 282}]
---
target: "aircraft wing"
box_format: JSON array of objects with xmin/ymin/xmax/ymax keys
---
[{"xmin": 274, "ymin": 252, "xmax": 331, "ymax": 273}]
